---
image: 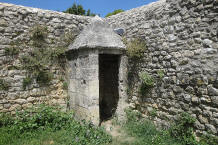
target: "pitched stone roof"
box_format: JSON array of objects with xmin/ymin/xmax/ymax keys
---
[{"xmin": 68, "ymin": 16, "xmax": 126, "ymax": 51}]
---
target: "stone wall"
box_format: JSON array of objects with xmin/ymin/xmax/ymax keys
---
[
  {"xmin": 0, "ymin": 0, "xmax": 218, "ymax": 136},
  {"xmin": 0, "ymin": 3, "xmax": 91, "ymax": 114},
  {"xmin": 107, "ymin": 0, "xmax": 218, "ymax": 135}
]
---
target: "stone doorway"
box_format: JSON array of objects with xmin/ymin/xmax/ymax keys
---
[{"xmin": 99, "ymin": 54, "xmax": 120, "ymax": 122}]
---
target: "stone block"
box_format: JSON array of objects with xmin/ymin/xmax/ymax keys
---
[
  {"xmin": 69, "ymin": 79, "xmax": 77, "ymax": 92},
  {"xmin": 208, "ymin": 85, "xmax": 218, "ymax": 96},
  {"xmin": 89, "ymin": 80, "xmax": 99, "ymax": 98},
  {"xmin": 14, "ymin": 99, "xmax": 27, "ymax": 105},
  {"xmin": 198, "ymin": 115, "xmax": 208, "ymax": 124},
  {"xmin": 205, "ymin": 124, "xmax": 217, "ymax": 134},
  {"xmin": 211, "ymin": 96, "xmax": 218, "ymax": 106}
]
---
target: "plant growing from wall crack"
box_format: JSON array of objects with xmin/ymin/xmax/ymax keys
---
[
  {"xmin": 125, "ymin": 38, "xmax": 147, "ymax": 60},
  {"xmin": 139, "ymin": 72, "xmax": 155, "ymax": 96},
  {"xmin": 124, "ymin": 38, "xmax": 147, "ymax": 99},
  {"xmin": 0, "ymin": 79, "xmax": 9, "ymax": 91},
  {"xmin": 20, "ymin": 24, "xmax": 77, "ymax": 89}
]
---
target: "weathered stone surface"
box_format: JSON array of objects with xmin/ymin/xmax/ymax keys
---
[
  {"xmin": 107, "ymin": 0, "xmax": 218, "ymax": 135},
  {"xmin": 205, "ymin": 124, "xmax": 217, "ymax": 134},
  {"xmin": 208, "ymin": 85, "xmax": 218, "ymax": 96},
  {"xmin": 0, "ymin": 0, "xmax": 218, "ymax": 135},
  {"xmin": 68, "ymin": 16, "xmax": 126, "ymax": 51}
]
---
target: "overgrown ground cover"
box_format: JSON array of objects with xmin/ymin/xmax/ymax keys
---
[
  {"xmin": 0, "ymin": 105, "xmax": 217, "ymax": 145},
  {"xmin": 110, "ymin": 109, "xmax": 218, "ymax": 145},
  {"xmin": 0, "ymin": 105, "xmax": 112, "ymax": 145}
]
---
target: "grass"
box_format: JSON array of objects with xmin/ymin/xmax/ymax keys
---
[
  {"xmin": 118, "ymin": 110, "xmax": 180, "ymax": 145},
  {"xmin": 0, "ymin": 104, "xmax": 112, "ymax": 145},
  {"xmin": 0, "ymin": 106, "xmax": 217, "ymax": 145},
  {"xmin": 110, "ymin": 109, "xmax": 218, "ymax": 145}
]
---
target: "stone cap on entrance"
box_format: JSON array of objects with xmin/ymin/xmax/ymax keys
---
[{"xmin": 68, "ymin": 16, "xmax": 126, "ymax": 51}]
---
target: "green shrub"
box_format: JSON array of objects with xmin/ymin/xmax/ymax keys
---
[
  {"xmin": 126, "ymin": 38, "xmax": 147, "ymax": 60},
  {"xmin": 51, "ymin": 46, "xmax": 66, "ymax": 59},
  {"xmin": 149, "ymin": 108, "xmax": 157, "ymax": 119},
  {"xmin": 124, "ymin": 109, "xmax": 180, "ymax": 145},
  {"xmin": 21, "ymin": 48, "xmax": 53, "ymax": 87},
  {"xmin": 169, "ymin": 112, "xmax": 198, "ymax": 145},
  {"xmin": 0, "ymin": 113, "xmax": 14, "ymax": 127},
  {"xmin": 139, "ymin": 72, "xmax": 155, "ymax": 95},
  {"xmin": 199, "ymin": 134, "xmax": 218, "ymax": 145},
  {"xmin": 0, "ymin": 79, "xmax": 9, "ymax": 91},
  {"xmin": 0, "ymin": 104, "xmax": 112, "ymax": 145},
  {"xmin": 22, "ymin": 77, "xmax": 32, "ymax": 90},
  {"xmin": 62, "ymin": 81, "xmax": 68, "ymax": 90},
  {"xmin": 105, "ymin": 9, "xmax": 124, "ymax": 17},
  {"xmin": 36, "ymin": 71, "xmax": 53, "ymax": 86},
  {"xmin": 157, "ymin": 70, "xmax": 164, "ymax": 79},
  {"xmin": 30, "ymin": 25, "xmax": 48, "ymax": 47},
  {"xmin": 4, "ymin": 47, "xmax": 19, "ymax": 56}
]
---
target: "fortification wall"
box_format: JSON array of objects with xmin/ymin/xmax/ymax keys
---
[
  {"xmin": 0, "ymin": 3, "xmax": 91, "ymax": 114},
  {"xmin": 0, "ymin": 0, "xmax": 218, "ymax": 136},
  {"xmin": 107, "ymin": 0, "xmax": 218, "ymax": 135}
]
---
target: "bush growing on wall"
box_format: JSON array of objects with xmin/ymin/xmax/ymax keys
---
[
  {"xmin": 20, "ymin": 24, "xmax": 75, "ymax": 89},
  {"xmin": 125, "ymin": 38, "xmax": 147, "ymax": 60},
  {"xmin": 105, "ymin": 9, "xmax": 124, "ymax": 17},
  {"xmin": 139, "ymin": 72, "xmax": 155, "ymax": 96}
]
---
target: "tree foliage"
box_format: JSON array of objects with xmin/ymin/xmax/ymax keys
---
[
  {"xmin": 105, "ymin": 9, "xmax": 124, "ymax": 17},
  {"xmin": 64, "ymin": 3, "xmax": 95, "ymax": 16}
]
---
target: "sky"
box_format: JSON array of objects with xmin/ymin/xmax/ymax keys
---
[{"xmin": 0, "ymin": 0, "xmax": 157, "ymax": 17}]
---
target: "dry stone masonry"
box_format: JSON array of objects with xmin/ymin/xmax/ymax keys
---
[
  {"xmin": 0, "ymin": 0, "xmax": 218, "ymax": 135},
  {"xmin": 107, "ymin": 0, "xmax": 218, "ymax": 135},
  {"xmin": 0, "ymin": 2, "xmax": 91, "ymax": 114}
]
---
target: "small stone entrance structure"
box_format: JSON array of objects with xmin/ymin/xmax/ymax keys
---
[{"xmin": 67, "ymin": 16, "xmax": 128, "ymax": 125}]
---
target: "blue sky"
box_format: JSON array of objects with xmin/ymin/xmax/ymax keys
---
[{"xmin": 0, "ymin": 0, "xmax": 157, "ymax": 17}]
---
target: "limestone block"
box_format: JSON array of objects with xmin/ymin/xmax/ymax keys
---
[
  {"xmin": 194, "ymin": 120, "xmax": 205, "ymax": 130},
  {"xmin": 14, "ymin": 99, "xmax": 27, "ymax": 105},
  {"xmin": 69, "ymin": 79, "xmax": 77, "ymax": 93},
  {"xmin": 22, "ymin": 103, "xmax": 33, "ymax": 109},
  {"xmin": 205, "ymin": 124, "xmax": 217, "ymax": 134},
  {"xmin": 27, "ymin": 97, "xmax": 35, "ymax": 103},
  {"xmin": 89, "ymin": 80, "xmax": 99, "ymax": 98},
  {"xmin": 211, "ymin": 96, "xmax": 218, "ymax": 106},
  {"xmin": 198, "ymin": 115, "xmax": 208, "ymax": 124},
  {"xmin": 3, "ymin": 104, "xmax": 11, "ymax": 109},
  {"xmin": 9, "ymin": 104, "xmax": 21, "ymax": 111},
  {"xmin": 208, "ymin": 85, "xmax": 218, "ymax": 96}
]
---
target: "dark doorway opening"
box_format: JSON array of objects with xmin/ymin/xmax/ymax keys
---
[{"xmin": 99, "ymin": 54, "xmax": 119, "ymax": 122}]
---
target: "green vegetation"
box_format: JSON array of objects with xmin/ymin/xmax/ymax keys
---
[
  {"xmin": 64, "ymin": 3, "xmax": 96, "ymax": 16},
  {"xmin": 22, "ymin": 77, "xmax": 32, "ymax": 89},
  {"xmin": 30, "ymin": 24, "xmax": 48, "ymax": 47},
  {"xmin": 169, "ymin": 112, "xmax": 198, "ymax": 145},
  {"xmin": 0, "ymin": 106, "xmax": 217, "ymax": 145},
  {"xmin": 0, "ymin": 105, "xmax": 112, "ymax": 145},
  {"xmin": 21, "ymin": 25, "xmax": 70, "ymax": 88},
  {"xmin": 62, "ymin": 81, "xmax": 68, "ymax": 90},
  {"xmin": 0, "ymin": 79, "xmax": 9, "ymax": 91},
  {"xmin": 199, "ymin": 134, "xmax": 218, "ymax": 145},
  {"xmin": 4, "ymin": 46, "xmax": 19, "ymax": 56},
  {"xmin": 121, "ymin": 109, "xmax": 180, "ymax": 145},
  {"xmin": 148, "ymin": 108, "xmax": 157, "ymax": 119},
  {"xmin": 21, "ymin": 48, "xmax": 54, "ymax": 87},
  {"xmin": 157, "ymin": 70, "xmax": 164, "ymax": 79},
  {"xmin": 116, "ymin": 109, "xmax": 217, "ymax": 145},
  {"xmin": 139, "ymin": 72, "xmax": 155, "ymax": 95},
  {"xmin": 125, "ymin": 38, "xmax": 147, "ymax": 60},
  {"xmin": 105, "ymin": 9, "xmax": 124, "ymax": 17}
]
